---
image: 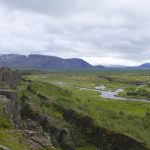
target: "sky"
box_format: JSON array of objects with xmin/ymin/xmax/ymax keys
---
[{"xmin": 0, "ymin": 0, "xmax": 150, "ymax": 66}]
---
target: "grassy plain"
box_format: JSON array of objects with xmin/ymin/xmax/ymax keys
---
[{"xmin": 24, "ymin": 69, "xmax": 150, "ymax": 149}]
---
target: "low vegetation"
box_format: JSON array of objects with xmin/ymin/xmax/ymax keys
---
[
  {"xmin": 0, "ymin": 69, "xmax": 150, "ymax": 149},
  {"xmin": 23, "ymin": 70, "xmax": 150, "ymax": 149}
]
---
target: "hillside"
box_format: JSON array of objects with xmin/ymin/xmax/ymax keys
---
[{"xmin": 0, "ymin": 68, "xmax": 149, "ymax": 150}]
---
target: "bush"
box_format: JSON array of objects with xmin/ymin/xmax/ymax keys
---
[
  {"xmin": 126, "ymin": 87, "xmax": 150, "ymax": 97},
  {"xmin": 146, "ymin": 111, "xmax": 150, "ymax": 119}
]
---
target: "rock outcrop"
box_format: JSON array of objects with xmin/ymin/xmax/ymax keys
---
[
  {"xmin": 0, "ymin": 67, "xmax": 20, "ymax": 88},
  {"xmin": 21, "ymin": 100, "xmax": 71, "ymax": 149},
  {"xmin": 0, "ymin": 90, "xmax": 21, "ymax": 128},
  {"xmin": 63, "ymin": 109, "xmax": 148, "ymax": 150},
  {"xmin": 24, "ymin": 121, "xmax": 53, "ymax": 150},
  {"xmin": 0, "ymin": 68, "xmax": 55, "ymax": 150}
]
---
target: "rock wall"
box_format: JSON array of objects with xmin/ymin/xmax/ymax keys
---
[
  {"xmin": 0, "ymin": 90, "xmax": 21, "ymax": 128},
  {"xmin": 0, "ymin": 67, "xmax": 21, "ymax": 88},
  {"xmin": 21, "ymin": 101, "xmax": 73, "ymax": 149},
  {"xmin": 63, "ymin": 109, "xmax": 148, "ymax": 150},
  {"xmin": 0, "ymin": 68, "xmax": 21, "ymax": 127}
]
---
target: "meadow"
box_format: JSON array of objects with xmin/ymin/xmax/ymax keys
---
[{"xmin": 23, "ymin": 69, "xmax": 150, "ymax": 149}]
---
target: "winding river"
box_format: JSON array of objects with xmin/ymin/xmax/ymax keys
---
[{"xmin": 56, "ymin": 82, "xmax": 150, "ymax": 103}]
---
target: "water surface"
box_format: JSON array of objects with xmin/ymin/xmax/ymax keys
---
[{"xmin": 56, "ymin": 82, "xmax": 150, "ymax": 103}]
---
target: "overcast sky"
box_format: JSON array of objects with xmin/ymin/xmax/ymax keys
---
[{"xmin": 0, "ymin": 0, "xmax": 150, "ymax": 66}]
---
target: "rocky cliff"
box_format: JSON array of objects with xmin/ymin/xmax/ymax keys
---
[
  {"xmin": 0, "ymin": 67, "xmax": 20, "ymax": 88},
  {"xmin": 0, "ymin": 68, "xmax": 54, "ymax": 149},
  {"xmin": 63, "ymin": 108, "xmax": 147, "ymax": 150}
]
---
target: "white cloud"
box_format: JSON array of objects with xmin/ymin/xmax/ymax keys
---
[
  {"xmin": 82, "ymin": 57, "xmax": 141, "ymax": 66},
  {"xmin": 0, "ymin": 0, "xmax": 150, "ymax": 66}
]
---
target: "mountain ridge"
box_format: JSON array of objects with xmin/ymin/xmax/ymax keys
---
[
  {"xmin": 0, "ymin": 54, "xmax": 150, "ymax": 70},
  {"xmin": 0, "ymin": 54, "xmax": 94, "ymax": 70},
  {"xmin": 137, "ymin": 63, "xmax": 150, "ymax": 69}
]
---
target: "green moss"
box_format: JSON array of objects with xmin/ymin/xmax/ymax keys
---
[
  {"xmin": 0, "ymin": 103, "xmax": 12, "ymax": 129},
  {"xmin": 0, "ymin": 129, "xmax": 29, "ymax": 150},
  {"xmin": 0, "ymin": 101, "xmax": 30, "ymax": 150}
]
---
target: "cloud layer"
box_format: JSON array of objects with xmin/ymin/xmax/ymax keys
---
[{"xmin": 0, "ymin": 0, "xmax": 150, "ymax": 66}]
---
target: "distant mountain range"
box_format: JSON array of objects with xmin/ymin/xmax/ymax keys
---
[
  {"xmin": 0, "ymin": 54, "xmax": 97, "ymax": 70},
  {"xmin": 0, "ymin": 54, "xmax": 149, "ymax": 70},
  {"xmin": 137, "ymin": 63, "xmax": 150, "ymax": 69}
]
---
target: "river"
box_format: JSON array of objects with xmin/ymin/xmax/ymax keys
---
[{"xmin": 56, "ymin": 82, "xmax": 150, "ymax": 103}]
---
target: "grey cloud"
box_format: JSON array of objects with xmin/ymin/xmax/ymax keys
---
[
  {"xmin": 0, "ymin": 0, "xmax": 150, "ymax": 66},
  {"xmin": 0, "ymin": 0, "xmax": 79, "ymax": 16}
]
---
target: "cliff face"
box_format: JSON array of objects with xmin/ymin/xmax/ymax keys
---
[
  {"xmin": 0, "ymin": 90, "xmax": 21, "ymax": 128},
  {"xmin": 0, "ymin": 68, "xmax": 21, "ymax": 127},
  {"xmin": 63, "ymin": 109, "xmax": 147, "ymax": 150},
  {"xmin": 21, "ymin": 101, "xmax": 69, "ymax": 149},
  {"xmin": 0, "ymin": 67, "xmax": 21, "ymax": 88},
  {"xmin": 0, "ymin": 69, "xmax": 54, "ymax": 149}
]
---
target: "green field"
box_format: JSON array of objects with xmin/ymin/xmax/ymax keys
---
[{"xmin": 22, "ymin": 70, "xmax": 150, "ymax": 149}]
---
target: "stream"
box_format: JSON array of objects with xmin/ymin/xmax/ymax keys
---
[{"xmin": 56, "ymin": 82, "xmax": 150, "ymax": 103}]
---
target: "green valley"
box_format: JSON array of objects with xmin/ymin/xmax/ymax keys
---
[{"xmin": 0, "ymin": 68, "xmax": 150, "ymax": 150}]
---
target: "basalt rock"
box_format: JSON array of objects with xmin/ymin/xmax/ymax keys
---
[
  {"xmin": 21, "ymin": 101, "xmax": 70, "ymax": 149},
  {"xmin": 0, "ymin": 67, "xmax": 21, "ymax": 88},
  {"xmin": 25, "ymin": 129, "xmax": 53, "ymax": 149},
  {"xmin": 0, "ymin": 90, "xmax": 21, "ymax": 128},
  {"xmin": 63, "ymin": 109, "xmax": 148, "ymax": 150}
]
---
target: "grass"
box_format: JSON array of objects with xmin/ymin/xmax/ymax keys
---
[
  {"xmin": 0, "ymin": 129, "xmax": 29, "ymax": 150},
  {"xmin": 64, "ymin": 87, "xmax": 150, "ymax": 147},
  {"xmin": 25, "ymin": 69, "xmax": 150, "ymax": 90},
  {"xmin": 20, "ymin": 78, "xmax": 150, "ymax": 148},
  {"xmin": 0, "ymin": 103, "xmax": 12, "ymax": 129},
  {"xmin": 0, "ymin": 101, "xmax": 30, "ymax": 150},
  {"xmin": 21, "ymin": 70, "xmax": 150, "ymax": 149},
  {"xmin": 0, "ymin": 69, "xmax": 149, "ymax": 149}
]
